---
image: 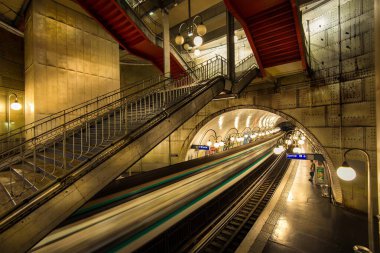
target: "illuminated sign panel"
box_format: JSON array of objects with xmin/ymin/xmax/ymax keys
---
[
  {"xmin": 286, "ymin": 153, "xmax": 308, "ymax": 160},
  {"xmin": 191, "ymin": 145, "xmax": 210, "ymax": 150}
]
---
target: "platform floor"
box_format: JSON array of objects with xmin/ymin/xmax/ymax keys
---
[{"xmin": 248, "ymin": 160, "xmax": 368, "ymax": 253}]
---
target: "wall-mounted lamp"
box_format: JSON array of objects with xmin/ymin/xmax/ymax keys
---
[
  {"xmin": 336, "ymin": 149, "xmax": 375, "ymax": 253},
  {"xmin": 8, "ymin": 93, "xmax": 22, "ymax": 132}
]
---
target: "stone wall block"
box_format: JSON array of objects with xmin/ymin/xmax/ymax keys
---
[
  {"xmin": 325, "ymin": 147, "xmax": 343, "ymax": 168},
  {"xmin": 255, "ymin": 93, "xmax": 273, "ymax": 108},
  {"xmin": 365, "ymin": 127, "xmax": 376, "ymax": 151},
  {"xmin": 25, "ymin": 16, "xmax": 34, "ymax": 70},
  {"xmin": 83, "ymin": 33, "xmax": 91, "ymax": 74},
  {"xmin": 312, "ymin": 83, "xmax": 339, "ymax": 106},
  {"xmin": 303, "ymin": 106, "xmax": 326, "ymax": 127},
  {"xmin": 56, "ymin": 22, "xmax": 67, "ymax": 69},
  {"xmin": 56, "ymin": 3, "xmax": 67, "ymax": 24},
  {"xmin": 326, "ymin": 104, "xmax": 341, "ymax": 126},
  {"xmin": 75, "ymin": 29, "xmax": 84, "ymax": 72},
  {"xmin": 67, "ymin": 25, "xmax": 77, "ymax": 71},
  {"xmin": 66, "ymin": 8, "xmax": 76, "ymax": 27},
  {"xmin": 342, "ymin": 101, "xmax": 375, "ymax": 126},
  {"xmin": 278, "ymin": 91, "xmax": 296, "ymax": 109},
  {"xmin": 46, "ymin": 66, "xmax": 58, "ymax": 114},
  {"xmin": 271, "ymin": 93, "xmax": 280, "ymax": 109},
  {"xmin": 298, "ymin": 88, "xmax": 311, "ymax": 107},
  {"xmin": 77, "ymin": 72, "xmax": 85, "ymax": 104},
  {"xmin": 67, "ymin": 71, "xmax": 76, "ymax": 107},
  {"xmin": 46, "ymin": 17, "xmax": 57, "ymax": 66},
  {"xmin": 309, "ymin": 127, "xmax": 341, "ymax": 148},
  {"xmin": 341, "ymin": 79, "xmax": 363, "ymax": 103},
  {"xmin": 90, "ymin": 36, "xmax": 99, "ymax": 76},
  {"xmin": 36, "ymin": 0, "xmax": 56, "ymax": 20},
  {"xmin": 364, "ymin": 76, "xmax": 375, "ymax": 101},
  {"xmin": 57, "ymin": 68, "xmax": 68, "ymax": 111},
  {"xmin": 35, "ymin": 14, "xmax": 47, "ymax": 65},
  {"xmin": 342, "ymin": 127, "xmax": 365, "ymax": 149}
]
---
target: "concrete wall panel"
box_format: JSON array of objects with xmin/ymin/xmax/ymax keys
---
[
  {"xmin": 25, "ymin": 0, "xmax": 120, "ymax": 123},
  {"xmin": 342, "ymin": 101, "xmax": 375, "ymax": 126}
]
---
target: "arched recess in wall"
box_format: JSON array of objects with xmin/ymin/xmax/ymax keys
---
[{"xmin": 178, "ymin": 105, "xmax": 343, "ymax": 204}]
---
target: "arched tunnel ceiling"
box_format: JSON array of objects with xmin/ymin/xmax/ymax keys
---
[{"xmin": 190, "ymin": 108, "xmax": 286, "ymax": 146}]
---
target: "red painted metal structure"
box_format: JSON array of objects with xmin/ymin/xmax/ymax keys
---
[
  {"xmin": 224, "ymin": 0, "xmax": 307, "ymax": 75},
  {"xmin": 76, "ymin": 0, "xmax": 185, "ymax": 78}
]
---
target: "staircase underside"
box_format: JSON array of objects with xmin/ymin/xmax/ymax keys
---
[
  {"xmin": 76, "ymin": 0, "xmax": 185, "ymax": 78},
  {"xmin": 224, "ymin": 0, "xmax": 307, "ymax": 77}
]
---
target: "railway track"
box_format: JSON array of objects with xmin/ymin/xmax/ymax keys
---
[{"xmin": 184, "ymin": 152, "xmax": 290, "ymax": 253}]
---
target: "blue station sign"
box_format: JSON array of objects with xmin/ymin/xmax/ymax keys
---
[
  {"xmin": 191, "ymin": 145, "xmax": 210, "ymax": 150},
  {"xmin": 286, "ymin": 153, "xmax": 325, "ymax": 161},
  {"xmin": 286, "ymin": 153, "xmax": 308, "ymax": 160}
]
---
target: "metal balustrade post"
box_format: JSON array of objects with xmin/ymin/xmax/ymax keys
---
[
  {"xmin": 62, "ymin": 111, "xmax": 67, "ymax": 170},
  {"xmin": 107, "ymin": 114, "xmax": 111, "ymax": 140},
  {"xmin": 125, "ymin": 104, "xmax": 128, "ymax": 134},
  {"xmin": 135, "ymin": 101, "xmax": 138, "ymax": 122}
]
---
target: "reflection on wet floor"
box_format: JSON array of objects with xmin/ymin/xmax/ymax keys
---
[{"xmin": 255, "ymin": 160, "xmax": 367, "ymax": 253}]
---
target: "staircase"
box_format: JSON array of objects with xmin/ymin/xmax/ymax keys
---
[
  {"xmin": 76, "ymin": 0, "xmax": 191, "ymax": 77},
  {"xmin": 224, "ymin": 0, "xmax": 307, "ymax": 76}
]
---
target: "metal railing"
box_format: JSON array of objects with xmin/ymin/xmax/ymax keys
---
[
  {"xmin": 0, "ymin": 55, "xmax": 229, "ymax": 214},
  {"xmin": 235, "ymin": 54, "xmax": 258, "ymax": 80},
  {"xmin": 0, "ymin": 74, "xmax": 169, "ymax": 153}
]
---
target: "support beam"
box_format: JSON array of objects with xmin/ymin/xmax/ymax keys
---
[
  {"xmin": 226, "ymin": 11, "xmax": 235, "ymax": 81},
  {"xmin": 375, "ymin": 0, "xmax": 380, "ymax": 250},
  {"xmin": 162, "ymin": 9, "xmax": 171, "ymax": 77}
]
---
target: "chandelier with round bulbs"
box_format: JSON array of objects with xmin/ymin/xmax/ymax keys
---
[{"xmin": 175, "ymin": 0, "xmax": 207, "ymax": 51}]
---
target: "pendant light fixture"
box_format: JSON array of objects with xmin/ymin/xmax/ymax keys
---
[{"xmin": 175, "ymin": 0, "xmax": 207, "ymax": 50}]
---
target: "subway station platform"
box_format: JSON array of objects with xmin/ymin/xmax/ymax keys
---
[{"xmin": 241, "ymin": 160, "xmax": 368, "ymax": 253}]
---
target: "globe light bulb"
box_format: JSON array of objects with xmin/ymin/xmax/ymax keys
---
[
  {"xmin": 193, "ymin": 36, "xmax": 203, "ymax": 47},
  {"xmin": 196, "ymin": 23, "xmax": 207, "ymax": 36},
  {"xmin": 175, "ymin": 34, "xmax": 184, "ymax": 45},
  {"xmin": 298, "ymin": 139, "xmax": 305, "ymax": 145},
  {"xmin": 206, "ymin": 140, "xmax": 212, "ymax": 146},
  {"xmin": 293, "ymin": 146, "xmax": 301, "ymax": 154},
  {"xmin": 337, "ymin": 162, "xmax": 357, "ymax": 181},
  {"xmin": 273, "ymin": 147, "xmax": 282, "ymax": 155},
  {"xmin": 11, "ymin": 101, "xmax": 22, "ymax": 110},
  {"xmin": 183, "ymin": 43, "xmax": 191, "ymax": 51}
]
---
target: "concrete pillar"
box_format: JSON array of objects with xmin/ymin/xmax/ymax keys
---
[
  {"xmin": 375, "ymin": 0, "xmax": 380, "ymax": 249},
  {"xmin": 162, "ymin": 9, "xmax": 170, "ymax": 78},
  {"xmin": 226, "ymin": 11, "xmax": 235, "ymax": 82},
  {"xmin": 24, "ymin": 0, "xmax": 120, "ymax": 125}
]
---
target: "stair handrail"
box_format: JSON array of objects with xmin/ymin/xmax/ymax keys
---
[
  {"xmin": 0, "ymin": 56, "xmax": 227, "ymax": 160},
  {"xmin": 0, "ymin": 74, "xmax": 168, "ymax": 140},
  {"xmin": 235, "ymin": 54, "xmax": 258, "ymax": 80},
  {"xmin": 0, "ymin": 54, "xmax": 228, "ymax": 144}
]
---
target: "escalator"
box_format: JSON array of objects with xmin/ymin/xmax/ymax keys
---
[{"xmin": 0, "ymin": 55, "xmax": 258, "ymax": 252}]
